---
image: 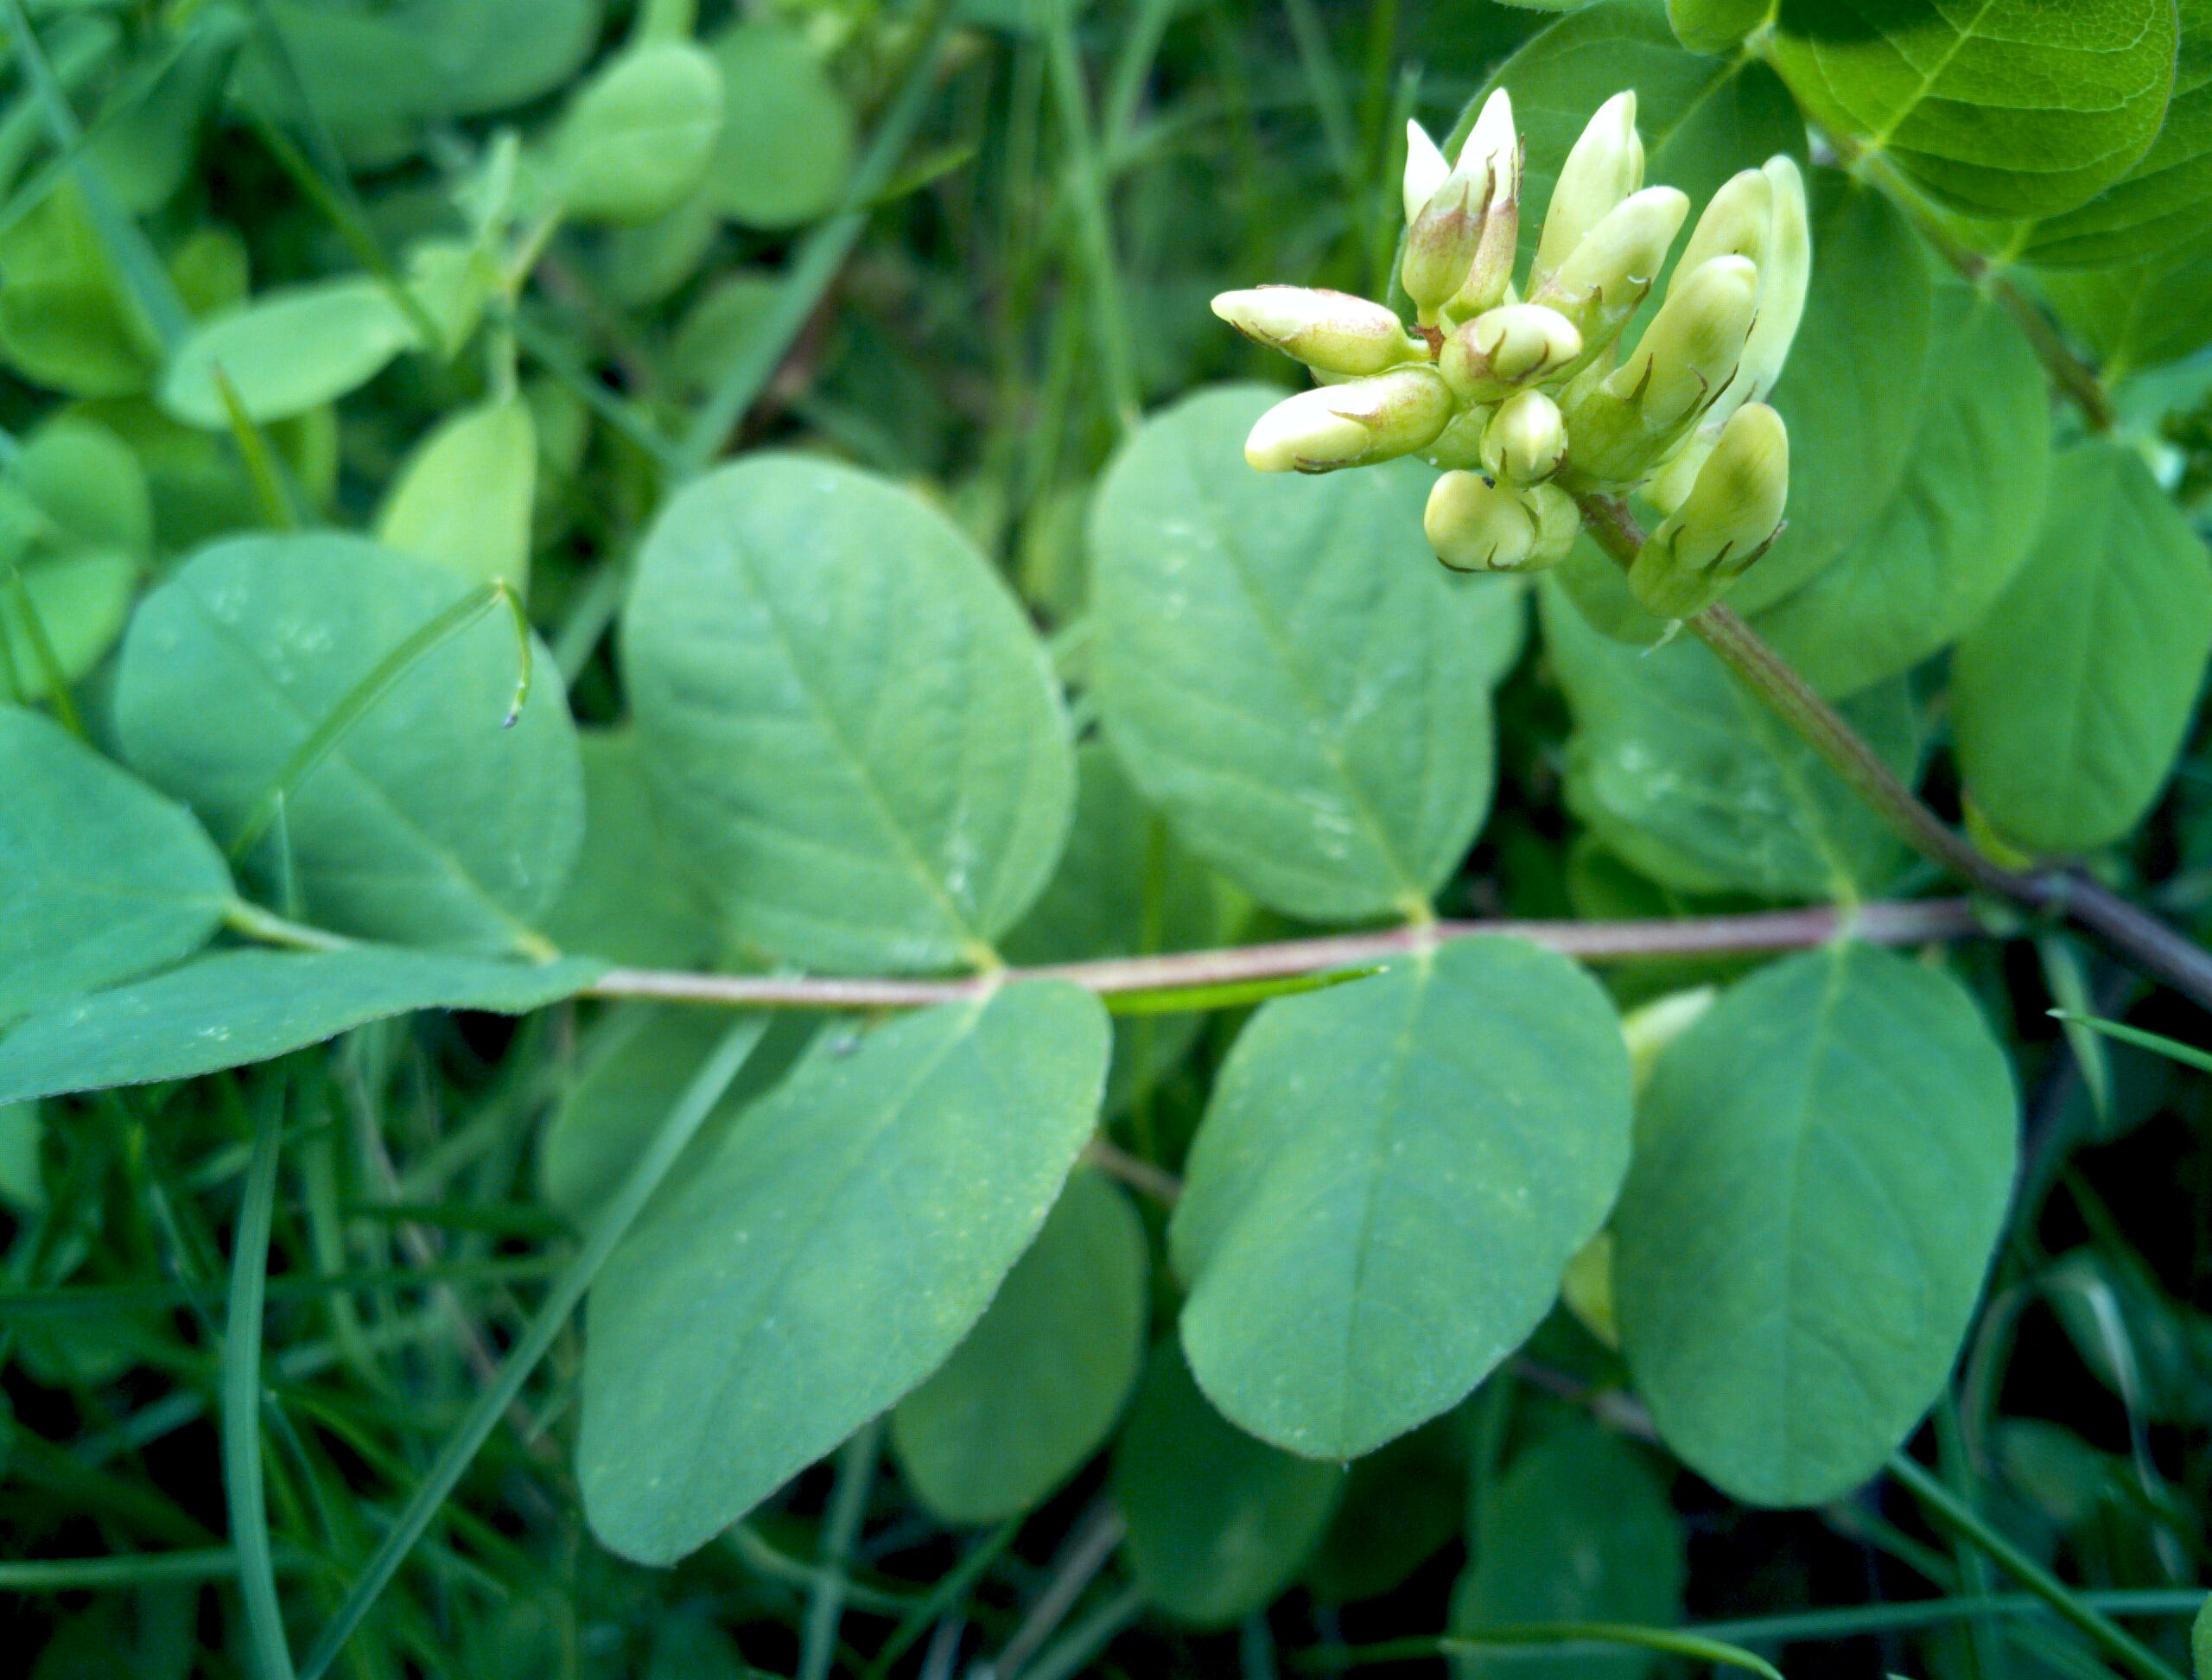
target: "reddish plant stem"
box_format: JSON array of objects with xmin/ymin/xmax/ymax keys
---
[
  {"xmin": 586, "ymin": 900, "xmax": 1982, "ymax": 1011},
  {"xmin": 1578, "ymin": 493, "xmax": 2212, "ymax": 1013}
]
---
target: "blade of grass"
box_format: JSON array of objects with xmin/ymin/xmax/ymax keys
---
[
  {"xmin": 233, "ymin": 100, "xmax": 442, "ymax": 353},
  {"xmin": 1043, "ymin": 3, "xmax": 1140, "ymax": 432},
  {"xmin": 2037, "ymin": 939, "xmax": 2112, "ymax": 1126},
  {"xmin": 2050, "ymin": 1011, "xmax": 2212, "ymax": 1075},
  {"xmin": 213, "ymin": 364, "xmax": 307, "ymax": 528},
  {"xmin": 677, "ymin": 0, "xmax": 956, "ymax": 474},
  {"xmin": 1694, "ymin": 1591, "xmax": 2210, "ymax": 1645},
  {"xmin": 2, "ymin": 562, "xmax": 85, "ymax": 738},
  {"xmin": 1888, "ymin": 1451, "xmax": 2190, "ymax": 1680},
  {"xmin": 798, "ymin": 1421, "xmax": 884, "ymax": 1680},
  {"xmin": 223, "ymin": 1074, "xmax": 301, "ymax": 1680},
  {"xmin": 0, "ymin": 1547, "xmax": 316, "ymax": 1591},
  {"xmin": 507, "ymin": 306, "xmax": 684, "ymax": 475},
  {"xmin": 0, "ymin": 1256, "xmax": 564, "ymax": 1316},
  {"xmin": 1102, "ymin": 963, "xmax": 1384, "ymax": 1016},
  {"xmin": 0, "ymin": 0, "xmax": 192, "ymax": 350},
  {"xmin": 226, "ymin": 580, "xmax": 524, "ymax": 861},
  {"xmin": 296, "ymin": 1013, "xmax": 772, "ymax": 1680},
  {"xmin": 860, "ymin": 1519, "xmax": 1020, "ymax": 1680},
  {"xmin": 0, "ymin": 13, "xmax": 219, "ymax": 245},
  {"xmin": 1017, "ymin": 1583, "xmax": 1147, "ymax": 1680},
  {"xmin": 1299, "ymin": 1624, "xmax": 1782, "ymax": 1677}
]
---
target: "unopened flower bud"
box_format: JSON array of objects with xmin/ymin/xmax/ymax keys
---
[
  {"xmin": 1563, "ymin": 256, "xmax": 1758, "ymax": 486},
  {"xmin": 1737, "ymin": 156, "xmax": 1810, "ymax": 404},
  {"xmin": 1439, "ymin": 302, "xmax": 1581, "ymax": 400},
  {"xmin": 1401, "ymin": 171, "xmax": 1488, "ymax": 321},
  {"xmin": 1449, "ymin": 175, "xmax": 1521, "ymax": 321},
  {"xmin": 1402, "ymin": 120, "xmax": 1449, "ymax": 222},
  {"xmin": 1243, "ymin": 367, "xmax": 1453, "ymax": 474},
  {"xmin": 1481, "ymin": 389, "xmax": 1567, "ymax": 484},
  {"xmin": 1646, "ymin": 427, "xmax": 1715, "ymax": 514},
  {"xmin": 1460, "ymin": 86, "xmax": 1518, "ymax": 181},
  {"xmin": 1211, "ymin": 287, "xmax": 1424, "ymax": 377},
  {"xmin": 1628, "ymin": 402, "xmax": 1788, "ymax": 617},
  {"xmin": 1532, "ymin": 185, "xmax": 1689, "ymax": 361},
  {"xmin": 1614, "ymin": 253, "xmax": 1759, "ymax": 429},
  {"xmin": 1648, "ymin": 158, "xmax": 1812, "ymax": 507},
  {"xmin": 1425, "ymin": 471, "xmax": 1578, "ymax": 572},
  {"xmin": 1674, "ymin": 167, "xmax": 1772, "ymax": 283},
  {"xmin": 1532, "ymin": 92, "xmax": 1643, "ymax": 292},
  {"xmin": 1402, "ymin": 89, "xmax": 1518, "ymax": 321}
]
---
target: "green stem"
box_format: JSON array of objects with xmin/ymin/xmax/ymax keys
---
[
  {"xmin": 295, "ymin": 1015, "xmax": 772, "ymax": 1680},
  {"xmin": 1576, "ymin": 493, "xmax": 2212, "ymax": 1014},
  {"xmin": 1887, "ymin": 1452, "xmax": 2190, "ymax": 1680},
  {"xmin": 223, "ymin": 1079, "xmax": 301, "ymax": 1680},
  {"xmin": 1045, "ymin": 4, "xmax": 1141, "ymax": 431}
]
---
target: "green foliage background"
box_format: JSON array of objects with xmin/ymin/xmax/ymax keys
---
[{"xmin": 7, "ymin": 1, "xmax": 2212, "ymax": 1677}]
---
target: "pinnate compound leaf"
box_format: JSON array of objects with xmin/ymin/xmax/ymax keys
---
[
  {"xmin": 1768, "ymin": 0, "xmax": 2178, "ymax": 220},
  {"xmin": 622, "ymin": 455, "xmax": 1075, "ymax": 974},
  {"xmin": 0, "ymin": 709, "xmax": 231, "ymax": 1021},
  {"xmin": 115, "ymin": 534, "xmax": 583, "ymax": 954},
  {"xmin": 891, "ymin": 1168, "xmax": 1147, "ymax": 1524},
  {"xmin": 1171, "ymin": 937, "xmax": 1633, "ymax": 1460},
  {"xmin": 1954, "ymin": 440, "xmax": 2212, "ymax": 856},
  {"xmin": 1612, "ymin": 943, "xmax": 2018, "ymax": 1506},
  {"xmin": 1090, "ymin": 385, "xmax": 1511, "ymax": 924},
  {"xmin": 1450, "ymin": 1422, "xmax": 1686, "ymax": 1680},
  {"xmin": 1541, "ymin": 582, "xmax": 1920, "ymax": 900},
  {"xmin": 577, "ymin": 981, "xmax": 1109, "ymax": 1565},
  {"xmin": 1114, "ymin": 1341, "xmax": 1344, "ymax": 1627},
  {"xmin": 0, "ymin": 948, "xmax": 602, "ymax": 1105},
  {"xmin": 552, "ymin": 41, "xmax": 725, "ymax": 226},
  {"xmin": 160, "ymin": 278, "xmax": 424, "ymax": 428},
  {"xmin": 1747, "ymin": 288, "xmax": 2050, "ymax": 697}
]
